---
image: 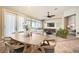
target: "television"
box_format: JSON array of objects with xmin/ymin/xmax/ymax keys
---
[{"xmin": 47, "ymin": 23, "xmax": 55, "ymax": 27}]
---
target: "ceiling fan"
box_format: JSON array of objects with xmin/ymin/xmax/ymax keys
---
[{"xmin": 46, "ymin": 12, "xmax": 55, "ymax": 18}]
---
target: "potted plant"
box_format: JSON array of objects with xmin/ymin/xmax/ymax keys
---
[
  {"xmin": 23, "ymin": 24, "xmax": 29, "ymax": 31},
  {"xmin": 23, "ymin": 24, "xmax": 31, "ymax": 37},
  {"xmin": 56, "ymin": 28, "xmax": 69, "ymax": 38}
]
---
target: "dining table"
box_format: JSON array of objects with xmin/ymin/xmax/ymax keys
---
[
  {"xmin": 9, "ymin": 32, "xmax": 57, "ymax": 53},
  {"xmin": 10, "ymin": 32, "xmax": 47, "ymax": 45},
  {"xmin": 9, "ymin": 32, "xmax": 48, "ymax": 52}
]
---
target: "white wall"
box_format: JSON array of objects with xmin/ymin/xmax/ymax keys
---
[
  {"xmin": 76, "ymin": 12, "xmax": 79, "ymax": 38},
  {"xmin": 44, "ymin": 18, "xmax": 64, "ymax": 30},
  {"xmin": 64, "ymin": 8, "xmax": 79, "ymax": 38},
  {"xmin": 64, "ymin": 9, "xmax": 76, "ymax": 17}
]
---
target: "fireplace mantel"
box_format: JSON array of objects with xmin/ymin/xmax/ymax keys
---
[{"xmin": 44, "ymin": 28, "xmax": 56, "ymax": 35}]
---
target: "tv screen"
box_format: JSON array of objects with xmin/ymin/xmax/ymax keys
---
[{"xmin": 47, "ymin": 23, "xmax": 55, "ymax": 27}]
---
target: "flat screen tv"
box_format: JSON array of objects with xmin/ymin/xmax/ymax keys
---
[{"xmin": 47, "ymin": 23, "xmax": 55, "ymax": 27}]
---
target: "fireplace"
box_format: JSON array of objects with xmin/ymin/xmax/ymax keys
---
[{"xmin": 44, "ymin": 29, "xmax": 56, "ymax": 35}]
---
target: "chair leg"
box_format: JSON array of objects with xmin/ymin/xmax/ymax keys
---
[
  {"xmin": 23, "ymin": 44, "xmax": 32, "ymax": 53},
  {"xmin": 30, "ymin": 45, "xmax": 36, "ymax": 53},
  {"xmin": 23, "ymin": 45, "xmax": 27, "ymax": 53},
  {"xmin": 40, "ymin": 47, "xmax": 45, "ymax": 53},
  {"xmin": 31, "ymin": 45, "xmax": 45, "ymax": 53}
]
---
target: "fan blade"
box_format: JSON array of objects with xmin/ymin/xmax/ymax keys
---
[
  {"xmin": 51, "ymin": 15, "xmax": 55, "ymax": 17},
  {"xmin": 47, "ymin": 15, "xmax": 55, "ymax": 18}
]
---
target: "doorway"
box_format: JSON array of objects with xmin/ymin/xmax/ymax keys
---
[{"xmin": 64, "ymin": 14, "xmax": 76, "ymax": 39}]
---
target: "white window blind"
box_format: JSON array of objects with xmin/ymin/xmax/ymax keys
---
[
  {"xmin": 17, "ymin": 15, "xmax": 25, "ymax": 32},
  {"xmin": 32, "ymin": 20, "xmax": 42, "ymax": 29},
  {"xmin": 36, "ymin": 21, "xmax": 42, "ymax": 28},
  {"xmin": 26, "ymin": 20, "xmax": 31, "ymax": 28},
  {"xmin": 32, "ymin": 21, "xmax": 36, "ymax": 28},
  {"xmin": 4, "ymin": 12, "xmax": 16, "ymax": 37}
]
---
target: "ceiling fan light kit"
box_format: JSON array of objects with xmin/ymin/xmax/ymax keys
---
[{"xmin": 47, "ymin": 12, "xmax": 55, "ymax": 18}]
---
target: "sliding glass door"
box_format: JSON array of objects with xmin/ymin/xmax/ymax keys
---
[
  {"xmin": 4, "ymin": 12, "xmax": 16, "ymax": 37},
  {"xmin": 4, "ymin": 11, "xmax": 26, "ymax": 37}
]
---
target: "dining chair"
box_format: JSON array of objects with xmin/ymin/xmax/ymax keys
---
[
  {"xmin": 41, "ymin": 39, "xmax": 56, "ymax": 53},
  {"xmin": 3, "ymin": 37, "xmax": 24, "ymax": 53},
  {"xmin": 0, "ymin": 39, "xmax": 6, "ymax": 53},
  {"xmin": 3, "ymin": 37, "xmax": 12, "ymax": 44},
  {"xmin": 5, "ymin": 41, "xmax": 25, "ymax": 53},
  {"xmin": 5, "ymin": 42, "xmax": 15, "ymax": 53},
  {"xmin": 0, "ymin": 38, "xmax": 12, "ymax": 53}
]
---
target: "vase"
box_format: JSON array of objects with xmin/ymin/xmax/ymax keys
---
[{"xmin": 24, "ymin": 29, "xmax": 30, "ymax": 37}]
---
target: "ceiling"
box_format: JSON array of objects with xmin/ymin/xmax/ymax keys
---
[{"xmin": 2, "ymin": 6, "xmax": 79, "ymax": 20}]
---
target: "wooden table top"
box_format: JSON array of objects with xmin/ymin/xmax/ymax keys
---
[{"xmin": 10, "ymin": 32, "xmax": 47, "ymax": 45}]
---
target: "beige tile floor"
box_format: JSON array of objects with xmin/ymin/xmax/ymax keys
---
[
  {"xmin": 44, "ymin": 35, "xmax": 79, "ymax": 53},
  {"xmin": 55, "ymin": 36, "xmax": 79, "ymax": 53}
]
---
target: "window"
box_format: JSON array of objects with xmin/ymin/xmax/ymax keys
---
[
  {"xmin": 26, "ymin": 20, "xmax": 32, "ymax": 28},
  {"xmin": 23, "ymin": 19, "xmax": 42, "ymax": 29},
  {"xmin": 32, "ymin": 21, "xmax": 36, "ymax": 28},
  {"xmin": 32, "ymin": 20, "xmax": 42, "ymax": 29},
  {"xmin": 17, "ymin": 15, "xmax": 25, "ymax": 32},
  {"xmin": 4, "ymin": 12, "xmax": 16, "ymax": 37},
  {"xmin": 36, "ymin": 21, "xmax": 42, "ymax": 28}
]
